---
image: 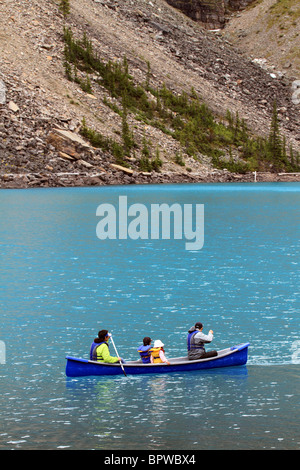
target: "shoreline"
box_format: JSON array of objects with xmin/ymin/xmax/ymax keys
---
[{"xmin": 1, "ymin": 169, "xmax": 300, "ymax": 189}]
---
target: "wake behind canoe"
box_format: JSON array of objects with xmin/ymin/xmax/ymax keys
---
[{"xmin": 65, "ymin": 342, "xmax": 250, "ymax": 377}]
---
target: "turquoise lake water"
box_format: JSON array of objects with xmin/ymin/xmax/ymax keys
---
[{"xmin": 0, "ymin": 183, "xmax": 299, "ymax": 450}]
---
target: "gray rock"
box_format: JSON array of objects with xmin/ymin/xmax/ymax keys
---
[
  {"xmin": 291, "ymin": 80, "xmax": 300, "ymax": 105},
  {"xmin": 292, "ymin": 89, "xmax": 300, "ymax": 106},
  {"xmin": 292, "ymin": 80, "xmax": 300, "ymax": 91},
  {"xmin": 0, "ymin": 79, "xmax": 6, "ymax": 104}
]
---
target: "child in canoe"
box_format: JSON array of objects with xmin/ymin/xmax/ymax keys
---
[{"xmin": 150, "ymin": 340, "xmax": 170, "ymax": 365}]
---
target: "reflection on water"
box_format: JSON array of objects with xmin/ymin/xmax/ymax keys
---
[
  {"xmin": 65, "ymin": 368, "xmax": 250, "ymax": 450},
  {"xmin": 62, "ymin": 365, "xmax": 300, "ymax": 451}
]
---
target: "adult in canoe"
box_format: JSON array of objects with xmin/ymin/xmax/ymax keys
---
[
  {"xmin": 90, "ymin": 330, "xmax": 125, "ymax": 363},
  {"xmin": 187, "ymin": 322, "xmax": 218, "ymax": 360}
]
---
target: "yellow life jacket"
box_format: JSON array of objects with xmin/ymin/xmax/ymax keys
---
[{"xmin": 150, "ymin": 347, "xmax": 163, "ymax": 363}]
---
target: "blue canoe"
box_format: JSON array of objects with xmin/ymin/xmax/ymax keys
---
[{"xmin": 65, "ymin": 342, "xmax": 250, "ymax": 377}]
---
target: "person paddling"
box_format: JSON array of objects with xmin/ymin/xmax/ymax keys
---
[
  {"xmin": 90, "ymin": 330, "xmax": 125, "ymax": 363},
  {"xmin": 187, "ymin": 322, "xmax": 217, "ymax": 360}
]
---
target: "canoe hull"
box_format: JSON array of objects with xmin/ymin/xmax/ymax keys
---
[{"xmin": 65, "ymin": 343, "xmax": 250, "ymax": 377}]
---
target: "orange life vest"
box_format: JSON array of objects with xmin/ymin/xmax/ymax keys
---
[{"xmin": 150, "ymin": 347, "xmax": 164, "ymax": 363}]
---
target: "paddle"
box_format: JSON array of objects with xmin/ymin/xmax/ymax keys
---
[{"xmin": 109, "ymin": 334, "xmax": 127, "ymax": 377}]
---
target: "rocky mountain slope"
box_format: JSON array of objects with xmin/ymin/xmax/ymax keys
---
[
  {"xmin": 165, "ymin": 0, "xmax": 257, "ymax": 29},
  {"xmin": 0, "ymin": 0, "xmax": 299, "ymax": 188},
  {"xmin": 223, "ymin": 0, "xmax": 300, "ymax": 80}
]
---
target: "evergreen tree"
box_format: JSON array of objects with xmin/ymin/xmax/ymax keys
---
[
  {"xmin": 59, "ymin": 0, "xmax": 70, "ymax": 18},
  {"xmin": 121, "ymin": 98, "xmax": 135, "ymax": 156}
]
